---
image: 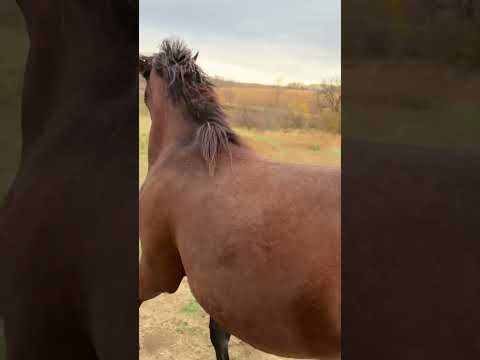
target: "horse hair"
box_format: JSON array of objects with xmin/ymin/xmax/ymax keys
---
[{"xmin": 139, "ymin": 39, "xmax": 241, "ymax": 175}]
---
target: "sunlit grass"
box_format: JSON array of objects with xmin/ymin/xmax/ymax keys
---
[{"xmin": 139, "ymin": 114, "xmax": 340, "ymax": 184}]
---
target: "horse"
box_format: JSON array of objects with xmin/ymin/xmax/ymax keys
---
[
  {"xmin": 138, "ymin": 39, "xmax": 341, "ymax": 360},
  {"xmin": 0, "ymin": 1, "xmax": 138, "ymax": 359}
]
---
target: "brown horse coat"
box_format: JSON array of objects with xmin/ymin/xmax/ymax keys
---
[{"xmin": 139, "ymin": 40, "xmax": 341, "ymax": 359}]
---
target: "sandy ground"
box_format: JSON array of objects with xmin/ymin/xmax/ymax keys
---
[{"xmin": 139, "ymin": 280, "xmax": 297, "ymax": 360}]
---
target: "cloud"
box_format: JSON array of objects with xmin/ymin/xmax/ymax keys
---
[{"xmin": 140, "ymin": 0, "xmax": 340, "ymax": 85}]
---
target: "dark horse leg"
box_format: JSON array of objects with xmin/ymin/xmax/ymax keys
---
[{"xmin": 209, "ymin": 317, "xmax": 231, "ymax": 360}]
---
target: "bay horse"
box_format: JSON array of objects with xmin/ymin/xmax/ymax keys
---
[
  {"xmin": 138, "ymin": 40, "xmax": 341, "ymax": 359},
  {"xmin": 0, "ymin": 1, "xmax": 138, "ymax": 359}
]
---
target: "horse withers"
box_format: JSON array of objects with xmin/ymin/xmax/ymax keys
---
[{"xmin": 139, "ymin": 40, "xmax": 341, "ymax": 359}]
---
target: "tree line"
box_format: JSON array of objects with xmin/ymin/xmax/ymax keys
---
[{"xmin": 343, "ymin": 0, "xmax": 480, "ymax": 67}]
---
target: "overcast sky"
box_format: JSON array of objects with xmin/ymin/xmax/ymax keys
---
[{"xmin": 140, "ymin": 0, "xmax": 340, "ymax": 85}]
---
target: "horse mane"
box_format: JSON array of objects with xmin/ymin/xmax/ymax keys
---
[{"xmin": 140, "ymin": 39, "xmax": 242, "ymax": 175}]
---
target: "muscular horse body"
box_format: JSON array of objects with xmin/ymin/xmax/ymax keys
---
[{"xmin": 139, "ymin": 40, "xmax": 341, "ymax": 359}]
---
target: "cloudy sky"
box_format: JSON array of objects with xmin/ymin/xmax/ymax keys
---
[{"xmin": 139, "ymin": 0, "xmax": 340, "ymax": 86}]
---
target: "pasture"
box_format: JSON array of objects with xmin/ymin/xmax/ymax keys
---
[
  {"xmin": 139, "ymin": 79, "xmax": 340, "ymax": 359},
  {"xmin": 343, "ymin": 61, "xmax": 480, "ymax": 148}
]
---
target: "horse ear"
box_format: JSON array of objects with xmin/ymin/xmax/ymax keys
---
[{"xmin": 193, "ymin": 52, "xmax": 199, "ymax": 61}]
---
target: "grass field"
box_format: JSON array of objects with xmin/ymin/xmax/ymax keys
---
[
  {"xmin": 139, "ymin": 86, "xmax": 340, "ymax": 359},
  {"xmin": 139, "ymin": 77, "xmax": 341, "ymax": 133},
  {"xmin": 343, "ymin": 61, "xmax": 480, "ymax": 148}
]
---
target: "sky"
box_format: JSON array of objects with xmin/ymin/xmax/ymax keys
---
[{"xmin": 139, "ymin": 0, "xmax": 341, "ymax": 86}]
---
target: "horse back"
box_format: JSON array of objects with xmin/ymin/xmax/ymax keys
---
[{"xmin": 169, "ymin": 154, "xmax": 340, "ymax": 357}]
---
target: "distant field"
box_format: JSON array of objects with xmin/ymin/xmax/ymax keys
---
[
  {"xmin": 343, "ymin": 61, "xmax": 480, "ymax": 148},
  {"xmin": 139, "ymin": 77, "xmax": 341, "ymax": 133},
  {"xmin": 139, "ymin": 115, "xmax": 340, "ymax": 184},
  {"xmin": 139, "ymin": 75, "xmax": 340, "ymax": 359},
  {"xmin": 216, "ymin": 85, "xmax": 317, "ymax": 113}
]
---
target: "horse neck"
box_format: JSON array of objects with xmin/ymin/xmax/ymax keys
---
[
  {"xmin": 19, "ymin": 3, "xmax": 136, "ymax": 156},
  {"xmin": 148, "ymin": 105, "xmax": 197, "ymax": 169}
]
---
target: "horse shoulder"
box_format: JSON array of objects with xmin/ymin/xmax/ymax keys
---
[
  {"xmin": 139, "ymin": 169, "xmax": 185, "ymax": 296},
  {"xmin": 139, "ymin": 172, "xmax": 172, "ymax": 251}
]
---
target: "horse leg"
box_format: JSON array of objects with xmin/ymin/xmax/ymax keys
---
[{"xmin": 209, "ymin": 317, "xmax": 231, "ymax": 360}]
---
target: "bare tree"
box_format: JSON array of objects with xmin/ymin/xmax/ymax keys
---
[
  {"xmin": 319, "ymin": 78, "xmax": 341, "ymax": 113},
  {"xmin": 287, "ymin": 82, "xmax": 306, "ymax": 89}
]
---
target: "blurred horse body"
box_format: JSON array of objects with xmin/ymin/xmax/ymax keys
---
[
  {"xmin": 139, "ymin": 40, "xmax": 341, "ymax": 359},
  {"xmin": 0, "ymin": 2, "xmax": 137, "ymax": 359}
]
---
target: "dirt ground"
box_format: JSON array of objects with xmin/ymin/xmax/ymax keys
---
[{"xmin": 140, "ymin": 280, "xmax": 298, "ymax": 360}]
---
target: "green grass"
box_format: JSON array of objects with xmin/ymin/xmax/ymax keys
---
[
  {"xmin": 181, "ymin": 300, "xmax": 202, "ymax": 316},
  {"xmin": 343, "ymin": 62, "xmax": 480, "ymax": 149},
  {"xmin": 346, "ymin": 101, "xmax": 480, "ymax": 149}
]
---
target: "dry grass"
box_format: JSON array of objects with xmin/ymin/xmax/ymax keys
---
[
  {"xmin": 139, "ymin": 115, "xmax": 340, "ymax": 184},
  {"xmin": 217, "ymin": 86, "xmax": 317, "ymax": 114},
  {"xmin": 237, "ymin": 128, "xmax": 340, "ymax": 166},
  {"xmin": 139, "ymin": 76, "xmax": 341, "ymax": 133}
]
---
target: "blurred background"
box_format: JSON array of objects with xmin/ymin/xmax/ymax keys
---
[
  {"xmin": 139, "ymin": 1, "xmax": 340, "ymax": 359},
  {"xmin": 0, "ymin": 2, "xmax": 28, "ymax": 359},
  {"xmin": 343, "ymin": 0, "xmax": 480, "ymax": 147}
]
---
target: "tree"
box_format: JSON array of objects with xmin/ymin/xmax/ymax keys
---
[
  {"xmin": 287, "ymin": 82, "xmax": 306, "ymax": 89},
  {"xmin": 319, "ymin": 78, "xmax": 341, "ymax": 113}
]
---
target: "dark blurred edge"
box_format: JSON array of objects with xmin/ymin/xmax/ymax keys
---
[
  {"xmin": 0, "ymin": 2, "xmax": 141, "ymax": 359},
  {"xmin": 342, "ymin": 1, "xmax": 480, "ymax": 359},
  {"xmin": 0, "ymin": 2, "xmax": 28, "ymax": 359}
]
